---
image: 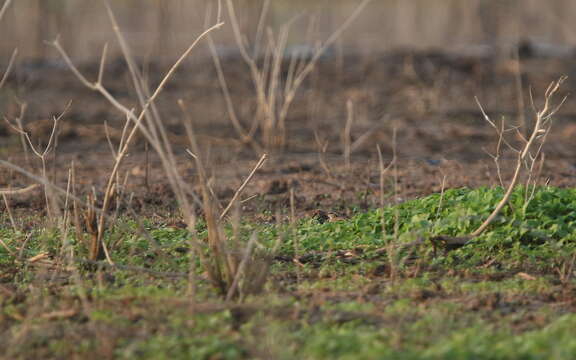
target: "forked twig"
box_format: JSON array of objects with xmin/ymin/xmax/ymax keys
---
[
  {"xmin": 470, "ymin": 77, "xmax": 567, "ymax": 237},
  {"xmin": 4, "ymin": 102, "xmax": 71, "ymax": 220},
  {"xmin": 429, "ymin": 78, "xmax": 567, "ymax": 249},
  {"xmin": 204, "ymin": 3, "xmax": 259, "ymax": 152},
  {"xmin": 225, "ymin": 0, "xmax": 372, "ymax": 149},
  {"xmin": 47, "ymin": 5, "xmax": 223, "ymax": 264},
  {"xmin": 218, "ymin": 154, "xmax": 268, "ymax": 221}
]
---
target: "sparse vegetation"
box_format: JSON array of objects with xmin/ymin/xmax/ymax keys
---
[
  {"xmin": 2, "ymin": 187, "xmax": 576, "ymax": 358},
  {"xmin": 1, "ymin": 1, "xmax": 576, "ymax": 359}
]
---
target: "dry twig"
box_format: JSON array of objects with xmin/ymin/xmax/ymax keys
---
[{"xmin": 471, "ymin": 77, "xmax": 566, "ymax": 237}]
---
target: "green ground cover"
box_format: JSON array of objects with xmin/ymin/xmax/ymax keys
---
[{"xmin": 1, "ymin": 186, "xmax": 575, "ymax": 359}]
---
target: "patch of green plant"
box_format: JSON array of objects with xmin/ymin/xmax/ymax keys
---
[
  {"xmin": 262, "ymin": 186, "xmax": 576, "ymax": 270},
  {"xmin": 421, "ymin": 314, "xmax": 576, "ymax": 360},
  {"xmin": 115, "ymin": 311, "xmax": 246, "ymax": 360},
  {"xmin": 256, "ymin": 310, "xmax": 576, "ymax": 360},
  {"xmin": 118, "ymin": 334, "xmax": 245, "ymax": 360},
  {"xmin": 2, "ymin": 186, "xmax": 574, "ymax": 285}
]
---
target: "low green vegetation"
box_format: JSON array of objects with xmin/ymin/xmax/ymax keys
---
[{"xmin": 1, "ymin": 186, "xmax": 575, "ymax": 359}]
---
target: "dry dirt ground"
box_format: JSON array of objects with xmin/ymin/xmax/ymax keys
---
[
  {"xmin": 2, "ymin": 48, "xmax": 576, "ymax": 359},
  {"xmin": 1, "ymin": 49, "xmax": 575, "ymax": 220}
]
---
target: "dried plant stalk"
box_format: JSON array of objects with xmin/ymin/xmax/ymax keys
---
[
  {"xmin": 224, "ymin": 0, "xmax": 372, "ymax": 150},
  {"xmin": 471, "ymin": 77, "xmax": 566, "ymax": 237}
]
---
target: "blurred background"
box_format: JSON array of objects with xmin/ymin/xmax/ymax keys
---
[
  {"xmin": 1, "ymin": 0, "xmax": 576, "ymax": 61},
  {"xmin": 1, "ymin": 0, "xmax": 576, "ymax": 203}
]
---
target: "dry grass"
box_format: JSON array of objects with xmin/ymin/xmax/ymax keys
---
[
  {"xmin": 0, "ymin": 0, "xmax": 279, "ymax": 303},
  {"xmin": 17, "ymin": 0, "xmax": 276, "ymax": 300},
  {"xmin": 0, "ymin": 0, "xmax": 571, "ymax": 319},
  {"xmin": 219, "ymin": 0, "xmax": 373, "ymax": 151},
  {"xmin": 2, "ymin": 3, "xmax": 576, "ymax": 358},
  {"xmin": 471, "ymin": 77, "xmax": 566, "ymax": 237}
]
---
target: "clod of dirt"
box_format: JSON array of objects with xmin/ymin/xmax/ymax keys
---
[{"xmin": 266, "ymin": 180, "xmax": 289, "ymax": 195}]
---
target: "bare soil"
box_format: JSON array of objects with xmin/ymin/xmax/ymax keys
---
[
  {"xmin": 1, "ymin": 49, "xmax": 576, "ymax": 219},
  {"xmin": 2, "ymin": 49, "xmax": 576, "ymax": 358}
]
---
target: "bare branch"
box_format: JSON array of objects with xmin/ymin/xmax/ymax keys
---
[
  {"xmin": 0, "ymin": 0, "xmax": 13, "ymax": 23},
  {"xmin": 219, "ymin": 154, "xmax": 268, "ymax": 221},
  {"xmin": 0, "ymin": 48, "xmax": 17, "ymax": 90},
  {"xmin": 0, "ymin": 184, "xmax": 40, "ymax": 195},
  {"xmin": 471, "ymin": 77, "xmax": 566, "ymax": 237},
  {"xmin": 97, "ymin": 43, "xmax": 108, "ymax": 86}
]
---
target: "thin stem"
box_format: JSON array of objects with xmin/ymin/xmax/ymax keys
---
[
  {"xmin": 0, "ymin": 48, "xmax": 17, "ymax": 90},
  {"xmin": 471, "ymin": 77, "xmax": 566, "ymax": 237},
  {"xmin": 219, "ymin": 154, "xmax": 268, "ymax": 221}
]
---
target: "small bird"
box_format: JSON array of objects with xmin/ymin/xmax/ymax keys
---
[{"xmin": 311, "ymin": 209, "xmax": 345, "ymax": 223}]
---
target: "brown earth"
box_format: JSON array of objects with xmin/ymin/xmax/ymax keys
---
[
  {"xmin": 1, "ymin": 49, "xmax": 575, "ymax": 221},
  {"xmin": 1, "ymin": 49, "xmax": 576, "ymax": 359}
]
